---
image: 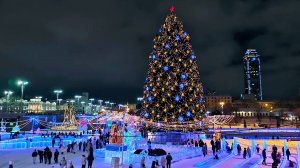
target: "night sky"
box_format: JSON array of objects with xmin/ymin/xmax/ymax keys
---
[{"xmin": 0, "ymin": 0, "xmax": 299, "ymax": 103}]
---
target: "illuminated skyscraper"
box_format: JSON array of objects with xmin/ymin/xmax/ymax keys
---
[{"xmin": 243, "ymin": 49, "xmax": 262, "ymax": 100}]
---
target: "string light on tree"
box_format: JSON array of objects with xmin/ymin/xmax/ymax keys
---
[{"xmin": 142, "ymin": 6, "xmax": 205, "ymax": 125}]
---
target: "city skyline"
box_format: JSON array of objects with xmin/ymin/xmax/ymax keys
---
[{"xmin": 1, "ymin": 0, "xmax": 300, "ymax": 102}]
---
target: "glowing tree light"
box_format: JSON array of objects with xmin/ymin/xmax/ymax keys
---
[{"xmin": 141, "ymin": 6, "xmax": 205, "ymax": 124}]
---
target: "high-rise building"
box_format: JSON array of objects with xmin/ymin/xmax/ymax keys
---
[{"xmin": 243, "ymin": 49, "xmax": 263, "ymax": 100}]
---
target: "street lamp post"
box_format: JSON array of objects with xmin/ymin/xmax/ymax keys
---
[
  {"xmin": 75, "ymin": 95, "xmax": 82, "ymax": 103},
  {"xmin": 219, "ymin": 102, "xmax": 225, "ymax": 115},
  {"xmin": 89, "ymin": 98, "xmax": 94, "ymax": 104},
  {"xmin": 17, "ymin": 80, "xmax": 28, "ymax": 100},
  {"xmin": 70, "ymin": 100, "xmax": 75, "ymax": 105},
  {"xmin": 110, "ymin": 102, "xmax": 115, "ymax": 110},
  {"xmin": 4, "ymin": 90, "xmax": 13, "ymax": 101},
  {"xmin": 105, "ymin": 101, "xmax": 110, "ymax": 108},
  {"xmin": 54, "ymin": 90, "xmax": 63, "ymax": 101}
]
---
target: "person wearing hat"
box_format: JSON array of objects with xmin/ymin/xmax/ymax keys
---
[{"xmin": 9, "ymin": 161, "xmax": 13, "ymax": 168}]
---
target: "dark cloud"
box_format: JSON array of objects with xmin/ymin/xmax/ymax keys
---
[{"xmin": 0, "ymin": 0, "xmax": 299, "ymax": 102}]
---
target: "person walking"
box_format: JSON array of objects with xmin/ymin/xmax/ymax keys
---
[
  {"xmin": 87, "ymin": 144, "xmax": 94, "ymax": 168},
  {"xmin": 256, "ymin": 144, "xmax": 260, "ymax": 153},
  {"xmin": 202, "ymin": 144, "xmax": 207, "ymax": 157},
  {"xmin": 243, "ymin": 148, "xmax": 247, "ymax": 159},
  {"xmin": 59, "ymin": 157, "xmax": 67, "ymax": 168},
  {"xmin": 32, "ymin": 149, "xmax": 38, "ymax": 164},
  {"xmin": 262, "ymin": 149, "xmax": 267, "ymax": 165},
  {"xmin": 82, "ymin": 154, "xmax": 87, "ymax": 168},
  {"xmin": 54, "ymin": 149, "xmax": 59, "ymax": 163},
  {"xmin": 286, "ymin": 148, "xmax": 291, "ymax": 160},
  {"xmin": 166, "ymin": 153, "xmax": 172, "ymax": 168},
  {"xmin": 161, "ymin": 156, "xmax": 166, "ymax": 168}
]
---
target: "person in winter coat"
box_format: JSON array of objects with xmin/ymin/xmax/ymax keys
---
[
  {"xmin": 69, "ymin": 160, "xmax": 74, "ymax": 168},
  {"xmin": 141, "ymin": 157, "xmax": 145, "ymax": 168},
  {"xmin": 48, "ymin": 150, "xmax": 52, "ymax": 164},
  {"xmin": 54, "ymin": 149, "xmax": 59, "ymax": 163},
  {"xmin": 9, "ymin": 161, "xmax": 13, "ymax": 168},
  {"xmin": 32, "ymin": 149, "xmax": 38, "ymax": 164},
  {"xmin": 38, "ymin": 150, "xmax": 44, "ymax": 163},
  {"xmin": 52, "ymin": 138, "xmax": 55, "ymax": 148},
  {"xmin": 161, "ymin": 156, "xmax": 166, "ymax": 168},
  {"xmin": 243, "ymin": 148, "xmax": 247, "ymax": 159},
  {"xmin": 202, "ymin": 144, "xmax": 207, "ymax": 157},
  {"xmin": 44, "ymin": 150, "xmax": 48, "ymax": 164},
  {"xmin": 79, "ymin": 141, "xmax": 82, "ymax": 151},
  {"xmin": 262, "ymin": 149, "xmax": 267, "ymax": 165},
  {"xmin": 60, "ymin": 157, "xmax": 67, "ymax": 168},
  {"xmin": 286, "ymin": 148, "xmax": 291, "ymax": 160},
  {"xmin": 82, "ymin": 154, "xmax": 87, "ymax": 168},
  {"xmin": 87, "ymin": 144, "xmax": 94, "ymax": 168},
  {"xmin": 256, "ymin": 144, "xmax": 260, "ymax": 153},
  {"xmin": 237, "ymin": 144, "xmax": 242, "ymax": 155},
  {"xmin": 166, "ymin": 153, "xmax": 172, "ymax": 168},
  {"xmin": 247, "ymin": 147, "xmax": 252, "ymax": 158}
]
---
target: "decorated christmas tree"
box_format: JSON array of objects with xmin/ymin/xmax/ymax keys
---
[{"xmin": 141, "ymin": 7, "xmax": 205, "ymax": 126}]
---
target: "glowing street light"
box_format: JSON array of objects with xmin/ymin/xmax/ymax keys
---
[
  {"xmin": 219, "ymin": 102, "xmax": 225, "ymax": 115},
  {"xmin": 137, "ymin": 97, "xmax": 143, "ymax": 101},
  {"xmin": 54, "ymin": 90, "xmax": 63, "ymax": 101},
  {"xmin": 17, "ymin": 80, "xmax": 28, "ymax": 99},
  {"xmin": 105, "ymin": 101, "xmax": 110, "ymax": 107},
  {"xmin": 110, "ymin": 102, "xmax": 115, "ymax": 109},
  {"xmin": 89, "ymin": 98, "xmax": 95, "ymax": 104},
  {"xmin": 70, "ymin": 100, "xmax": 75, "ymax": 105},
  {"xmin": 75, "ymin": 95, "xmax": 82, "ymax": 103},
  {"xmin": 4, "ymin": 90, "xmax": 13, "ymax": 101}
]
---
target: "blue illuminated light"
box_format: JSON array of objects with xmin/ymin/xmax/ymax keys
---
[
  {"xmin": 183, "ymin": 32, "xmax": 188, "ymax": 36},
  {"xmin": 181, "ymin": 74, "xmax": 186, "ymax": 79},
  {"xmin": 178, "ymin": 116, "xmax": 183, "ymax": 122},
  {"xmin": 199, "ymin": 97, "xmax": 203, "ymax": 103},
  {"xmin": 159, "ymin": 28, "xmax": 162, "ymax": 33},
  {"xmin": 191, "ymin": 55, "xmax": 196, "ymax": 59},
  {"xmin": 152, "ymin": 54, "xmax": 156, "ymax": 59},
  {"xmin": 164, "ymin": 66, "xmax": 169, "ymax": 71},
  {"xmin": 186, "ymin": 111, "xmax": 191, "ymax": 117},
  {"xmin": 175, "ymin": 95, "xmax": 180, "ymax": 102},
  {"xmin": 165, "ymin": 43, "xmax": 170, "ymax": 49},
  {"xmin": 144, "ymin": 112, "xmax": 149, "ymax": 118},
  {"xmin": 175, "ymin": 36, "xmax": 180, "ymax": 41},
  {"xmin": 146, "ymin": 86, "xmax": 150, "ymax": 91},
  {"xmin": 147, "ymin": 96, "xmax": 152, "ymax": 102},
  {"xmin": 179, "ymin": 83, "xmax": 184, "ymax": 89},
  {"xmin": 251, "ymin": 57, "xmax": 257, "ymax": 61}
]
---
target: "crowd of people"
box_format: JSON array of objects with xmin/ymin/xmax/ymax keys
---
[{"xmin": 30, "ymin": 135, "xmax": 97, "ymax": 168}]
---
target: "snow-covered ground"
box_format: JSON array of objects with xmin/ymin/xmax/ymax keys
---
[{"xmin": 0, "ymin": 146, "xmax": 297, "ymax": 168}]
